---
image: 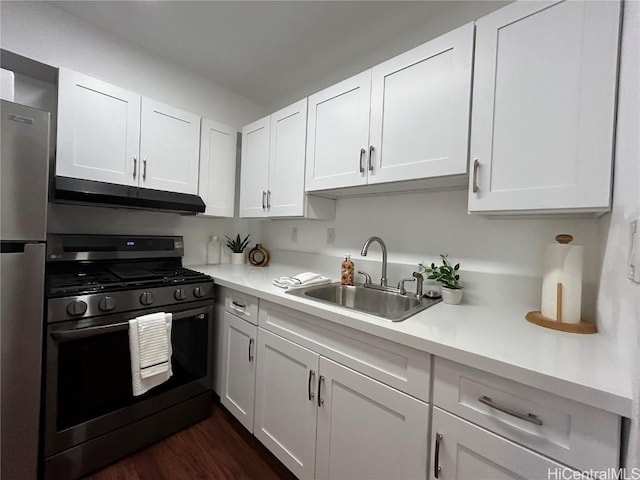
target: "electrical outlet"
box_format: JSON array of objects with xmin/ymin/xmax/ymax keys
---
[
  {"xmin": 327, "ymin": 228, "xmax": 335, "ymax": 244},
  {"xmin": 291, "ymin": 227, "xmax": 298, "ymax": 243}
]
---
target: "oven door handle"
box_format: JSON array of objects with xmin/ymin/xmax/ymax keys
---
[
  {"xmin": 50, "ymin": 310, "xmax": 208, "ymax": 341},
  {"xmin": 50, "ymin": 322, "xmax": 129, "ymax": 341}
]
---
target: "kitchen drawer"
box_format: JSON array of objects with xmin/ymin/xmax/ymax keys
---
[
  {"xmin": 433, "ymin": 358, "xmax": 620, "ymax": 472},
  {"xmin": 225, "ymin": 290, "xmax": 259, "ymax": 325},
  {"xmin": 259, "ymin": 301, "xmax": 430, "ymax": 402}
]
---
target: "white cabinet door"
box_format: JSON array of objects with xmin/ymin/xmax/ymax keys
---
[
  {"xmin": 369, "ymin": 22, "xmax": 474, "ymax": 185},
  {"xmin": 468, "ymin": 0, "xmax": 621, "ymax": 213},
  {"xmin": 305, "ymin": 71, "xmax": 371, "ymax": 191},
  {"xmin": 315, "ymin": 357, "xmax": 429, "ymax": 480},
  {"xmin": 139, "ymin": 98, "xmax": 201, "ymax": 194},
  {"xmin": 254, "ymin": 329, "xmax": 319, "ymax": 479},
  {"xmin": 239, "ymin": 116, "xmax": 270, "ymax": 218},
  {"xmin": 198, "ymin": 119, "xmax": 237, "ymax": 217},
  {"xmin": 57, "ymin": 68, "xmax": 140, "ymax": 186},
  {"xmin": 267, "ymin": 99, "xmax": 307, "ymax": 217},
  {"xmin": 431, "ymin": 407, "xmax": 573, "ymax": 480},
  {"xmin": 221, "ymin": 312, "xmax": 257, "ymax": 432}
]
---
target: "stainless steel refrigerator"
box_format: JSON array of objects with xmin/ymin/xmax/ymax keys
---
[{"xmin": 1, "ymin": 100, "xmax": 50, "ymax": 479}]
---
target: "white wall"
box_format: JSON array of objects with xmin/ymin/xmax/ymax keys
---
[
  {"xmin": 0, "ymin": 1, "xmax": 266, "ymax": 129},
  {"xmin": 0, "ymin": 0, "xmax": 267, "ymax": 264}
]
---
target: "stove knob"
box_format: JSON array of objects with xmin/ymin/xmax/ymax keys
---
[
  {"xmin": 98, "ymin": 296, "xmax": 116, "ymax": 312},
  {"xmin": 66, "ymin": 300, "xmax": 87, "ymax": 316},
  {"xmin": 140, "ymin": 292, "xmax": 154, "ymax": 306},
  {"xmin": 174, "ymin": 288, "xmax": 186, "ymax": 301},
  {"xmin": 193, "ymin": 287, "xmax": 204, "ymax": 298}
]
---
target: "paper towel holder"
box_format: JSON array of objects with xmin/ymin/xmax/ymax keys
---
[{"xmin": 525, "ymin": 234, "xmax": 597, "ymax": 334}]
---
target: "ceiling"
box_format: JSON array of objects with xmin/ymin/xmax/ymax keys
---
[{"xmin": 49, "ymin": 1, "xmax": 462, "ymax": 106}]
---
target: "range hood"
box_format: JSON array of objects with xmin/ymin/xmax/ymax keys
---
[{"xmin": 54, "ymin": 176, "xmax": 206, "ymax": 214}]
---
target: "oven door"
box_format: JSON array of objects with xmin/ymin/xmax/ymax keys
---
[{"xmin": 44, "ymin": 300, "xmax": 213, "ymax": 457}]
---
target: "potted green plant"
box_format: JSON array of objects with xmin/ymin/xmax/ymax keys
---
[
  {"xmin": 225, "ymin": 234, "xmax": 250, "ymax": 265},
  {"xmin": 418, "ymin": 254, "xmax": 463, "ymax": 304}
]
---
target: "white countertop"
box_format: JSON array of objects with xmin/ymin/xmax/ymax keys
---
[{"xmin": 190, "ymin": 262, "xmax": 632, "ymax": 417}]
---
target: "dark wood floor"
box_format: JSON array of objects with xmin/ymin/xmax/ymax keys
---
[{"xmin": 84, "ymin": 401, "xmax": 297, "ymax": 480}]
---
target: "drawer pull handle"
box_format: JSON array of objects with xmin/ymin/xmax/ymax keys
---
[
  {"xmin": 359, "ymin": 148, "xmax": 366, "ymax": 173},
  {"xmin": 478, "ymin": 395, "xmax": 543, "ymax": 426},
  {"xmin": 318, "ymin": 375, "xmax": 325, "ymax": 407},
  {"xmin": 133, "ymin": 156, "xmax": 137, "ymax": 179},
  {"xmin": 248, "ymin": 338, "xmax": 254, "ymax": 362},
  {"xmin": 308, "ymin": 370, "xmax": 316, "ymax": 401},
  {"xmin": 434, "ymin": 433, "xmax": 443, "ymax": 478},
  {"xmin": 230, "ymin": 301, "xmax": 246, "ymax": 311},
  {"xmin": 262, "ymin": 190, "xmax": 266, "ymax": 210},
  {"xmin": 368, "ymin": 145, "xmax": 375, "ymax": 172}
]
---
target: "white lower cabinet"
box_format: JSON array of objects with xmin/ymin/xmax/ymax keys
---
[
  {"xmin": 315, "ymin": 356, "xmax": 429, "ymax": 480},
  {"xmin": 254, "ymin": 327, "xmax": 429, "ymax": 480},
  {"xmin": 431, "ymin": 407, "xmax": 572, "ymax": 480},
  {"xmin": 254, "ymin": 328, "xmax": 319, "ymax": 479},
  {"xmin": 220, "ymin": 311, "xmax": 257, "ymax": 432}
]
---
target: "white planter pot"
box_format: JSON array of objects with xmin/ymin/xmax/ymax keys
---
[
  {"xmin": 230, "ymin": 252, "xmax": 245, "ymax": 265},
  {"xmin": 441, "ymin": 286, "xmax": 464, "ymax": 305}
]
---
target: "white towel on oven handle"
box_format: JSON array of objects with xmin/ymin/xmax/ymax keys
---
[{"xmin": 128, "ymin": 312, "xmax": 173, "ymax": 396}]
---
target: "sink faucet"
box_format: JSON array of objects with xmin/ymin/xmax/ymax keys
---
[{"xmin": 360, "ymin": 236, "xmax": 388, "ymax": 287}]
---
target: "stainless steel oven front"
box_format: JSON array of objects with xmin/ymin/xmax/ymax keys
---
[{"xmin": 44, "ymin": 300, "xmax": 214, "ymax": 478}]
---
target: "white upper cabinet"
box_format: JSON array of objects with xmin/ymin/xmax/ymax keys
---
[
  {"xmin": 268, "ymin": 99, "xmax": 308, "ymax": 217},
  {"xmin": 305, "ymin": 71, "xmax": 372, "ymax": 191},
  {"xmin": 239, "ymin": 100, "xmax": 335, "ymax": 219},
  {"xmin": 57, "ymin": 68, "xmax": 201, "ymax": 195},
  {"xmin": 304, "ymin": 23, "xmax": 474, "ymax": 193},
  {"xmin": 239, "ymin": 115, "xmax": 270, "ymax": 218},
  {"xmin": 198, "ymin": 119, "xmax": 238, "ymax": 217},
  {"xmin": 468, "ymin": 0, "xmax": 621, "ymax": 214},
  {"xmin": 139, "ymin": 98, "xmax": 200, "ymax": 194},
  {"xmin": 57, "ymin": 68, "xmax": 140, "ymax": 187},
  {"xmin": 369, "ymin": 22, "xmax": 474, "ymax": 185}
]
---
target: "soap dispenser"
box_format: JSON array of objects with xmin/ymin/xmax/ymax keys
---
[{"xmin": 341, "ymin": 255, "xmax": 354, "ymax": 286}]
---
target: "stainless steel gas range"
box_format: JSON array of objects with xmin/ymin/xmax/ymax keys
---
[{"xmin": 43, "ymin": 234, "xmax": 215, "ymax": 480}]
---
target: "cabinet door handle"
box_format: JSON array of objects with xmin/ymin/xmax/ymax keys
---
[
  {"xmin": 262, "ymin": 191, "xmax": 266, "ymax": 210},
  {"xmin": 267, "ymin": 190, "xmax": 271, "ymax": 209},
  {"xmin": 434, "ymin": 433, "xmax": 443, "ymax": 478},
  {"xmin": 308, "ymin": 370, "xmax": 316, "ymax": 401},
  {"xmin": 359, "ymin": 148, "xmax": 366, "ymax": 173},
  {"xmin": 368, "ymin": 145, "xmax": 375, "ymax": 172},
  {"xmin": 248, "ymin": 338, "xmax": 254, "ymax": 362},
  {"xmin": 317, "ymin": 375, "xmax": 325, "ymax": 407},
  {"xmin": 133, "ymin": 156, "xmax": 137, "ymax": 179},
  {"xmin": 478, "ymin": 395, "xmax": 543, "ymax": 425},
  {"xmin": 472, "ymin": 158, "xmax": 480, "ymax": 193},
  {"xmin": 143, "ymin": 158, "xmax": 147, "ymax": 180}
]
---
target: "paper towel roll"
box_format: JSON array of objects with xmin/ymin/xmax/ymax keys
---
[{"xmin": 541, "ymin": 235, "xmax": 583, "ymax": 324}]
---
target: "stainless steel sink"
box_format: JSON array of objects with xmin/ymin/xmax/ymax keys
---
[{"xmin": 286, "ymin": 282, "xmax": 441, "ymax": 322}]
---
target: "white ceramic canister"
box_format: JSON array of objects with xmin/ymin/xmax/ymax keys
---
[{"xmin": 540, "ymin": 234, "xmax": 583, "ymax": 324}]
